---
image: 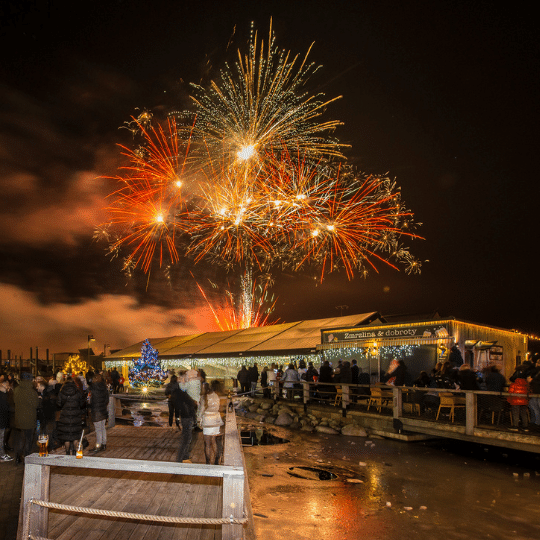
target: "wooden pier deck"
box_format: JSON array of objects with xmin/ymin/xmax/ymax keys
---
[{"xmin": 18, "ymin": 424, "xmax": 242, "ymax": 540}]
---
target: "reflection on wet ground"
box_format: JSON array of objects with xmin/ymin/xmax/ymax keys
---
[
  {"xmin": 117, "ymin": 398, "xmax": 168, "ymax": 427},
  {"xmin": 287, "ymin": 466, "xmax": 338, "ymax": 481},
  {"xmin": 240, "ymin": 418, "xmax": 540, "ymax": 540},
  {"xmin": 241, "ymin": 429, "xmax": 289, "ymax": 446}
]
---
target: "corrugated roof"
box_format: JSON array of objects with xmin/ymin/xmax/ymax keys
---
[{"xmin": 106, "ymin": 312, "xmax": 378, "ymax": 359}]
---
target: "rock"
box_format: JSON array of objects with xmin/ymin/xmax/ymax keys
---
[
  {"xmin": 260, "ymin": 402, "xmax": 272, "ymax": 410},
  {"xmin": 159, "ymin": 411, "xmax": 169, "ymax": 417},
  {"xmin": 274, "ymin": 412, "xmax": 294, "ymax": 426},
  {"xmin": 315, "ymin": 425, "xmax": 339, "ymax": 435},
  {"xmin": 245, "ymin": 412, "xmax": 266, "ymax": 422},
  {"xmin": 248, "ymin": 404, "xmax": 259, "ymax": 413},
  {"xmin": 301, "ymin": 425, "xmax": 314, "ymax": 432},
  {"xmin": 341, "ymin": 424, "xmax": 368, "ymax": 437},
  {"xmin": 264, "ymin": 416, "xmax": 276, "ymax": 424},
  {"xmin": 289, "ymin": 421, "xmax": 301, "ymax": 430}
]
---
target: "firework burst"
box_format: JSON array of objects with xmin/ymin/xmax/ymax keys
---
[
  {"xmin": 100, "ymin": 21, "xmax": 423, "ymax": 327},
  {"xmin": 177, "ymin": 19, "xmax": 347, "ymax": 167}
]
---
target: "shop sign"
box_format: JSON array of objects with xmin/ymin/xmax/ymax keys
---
[{"xmin": 322, "ymin": 323, "xmax": 450, "ymax": 343}]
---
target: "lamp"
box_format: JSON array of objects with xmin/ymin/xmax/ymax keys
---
[{"xmin": 87, "ymin": 334, "xmax": 95, "ymax": 366}]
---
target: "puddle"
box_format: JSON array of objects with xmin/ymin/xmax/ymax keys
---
[
  {"xmin": 240, "ymin": 429, "xmax": 289, "ymax": 446},
  {"xmin": 118, "ymin": 399, "xmax": 167, "ymax": 427},
  {"xmin": 287, "ymin": 466, "xmax": 338, "ymax": 481}
]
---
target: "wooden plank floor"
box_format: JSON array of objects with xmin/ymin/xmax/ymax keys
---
[{"xmin": 44, "ymin": 426, "xmax": 222, "ymax": 540}]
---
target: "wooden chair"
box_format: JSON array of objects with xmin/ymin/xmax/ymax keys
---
[
  {"xmin": 367, "ymin": 387, "xmax": 392, "ymax": 413},
  {"xmin": 436, "ymin": 392, "xmax": 466, "ymax": 422}
]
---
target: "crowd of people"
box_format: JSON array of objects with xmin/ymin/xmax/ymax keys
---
[
  {"xmin": 233, "ymin": 352, "xmax": 540, "ymax": 432},
  {"xmin": 0, "ymin": 367, "xmax": 119, "ymax": 464}
]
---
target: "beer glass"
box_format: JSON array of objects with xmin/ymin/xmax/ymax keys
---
[{"xmin": 38, "ymin": 434, "xmax": 49, "ymax": 457}]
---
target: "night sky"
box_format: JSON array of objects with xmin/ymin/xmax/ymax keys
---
[{"xmin": 1, "ymin": 0, "xmax": 538, "ymax": 356}]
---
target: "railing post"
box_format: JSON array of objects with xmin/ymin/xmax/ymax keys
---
[
  {"xmin": 223, "ymin": 408, "xmax": 245, "ymax": 540},
  {"xmin": 342, "ymin": 384, "xmax": 349, "ymax": 417},
  {"xmin": 393, "ymin": 386, "xmax": 403, "ymax": 419},
  {"xmin": 302, "ymin": 381, "xmax": 309, "ymax": 413},
  {"xmin": 465, "ymin": 391, "xmax": 476, "ymax": 435},
  {"xmin": 108, "ymin": 395, "xmax": 116, "ymax": 428},
  {"xmin": 20, "ymin": 461, "xmax": 50, "ymax": 540}
]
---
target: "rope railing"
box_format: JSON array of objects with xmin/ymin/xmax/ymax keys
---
[{"xmin": 26, "ymin": 498, "xmax": 247, "ymax": 539}]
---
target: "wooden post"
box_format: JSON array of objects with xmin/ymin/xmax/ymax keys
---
[
  {"xmin": 393, "ymin": 386, "xmax": 403, "ymax": 419},
  {"xmin": 465, "ymin": 391, "xmax": 476, "ymax": 436},
  {"xmin": 342, "ymin": 383, "xmax": 350, "ymax": 416},
  {"xmin": 20, "ymin": 461, "xmax": 50, "ymax": 540},
  {"xmin": 222, "ymin": 471, "xmax": 244, "ymax": 540},
  {"xmin": 108, "ymin": 395, "xmax": 116, "ymax": 428},
  {"xmin": 223, "ymin": 408, "xmax": 246, "ymax": 540}
]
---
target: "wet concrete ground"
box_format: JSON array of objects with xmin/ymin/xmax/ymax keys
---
[{"xmin": 239, "ymin": 418, "xmax": 540, "ymax": 540}]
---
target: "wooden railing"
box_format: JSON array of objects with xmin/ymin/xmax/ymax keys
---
[{"xmin": 18, "ymin": 408, "xmax": 248, "ymax": 540}]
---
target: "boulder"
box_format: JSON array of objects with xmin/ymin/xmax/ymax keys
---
[
  {"xmin": 315, "ymin": 425, "xmax": 340, "ymax": 435},
  {"xmin": 274, "ymin": 412, "xmax": 294, "ymax": 426},
  {"xmin": 245, "ymin": 412, "xmax": 266, "ymax": 422},
  {"xmin": 341, "ymin": 424, "xmax": 368, "ymax": 437},
  {"xmin": 264, "ymin": 416, "xmax": 276, "ymax": 424},
  {"xmin": 301, "ymin": 424, "xmax": 314, "ymax": 432},
  {"xmin": 260, "ymin": 402, "xmax": 272, "ymax": 410},
  {"xmin": 248, "ymin": 404, "xmax": 259, "ymax": 413}
]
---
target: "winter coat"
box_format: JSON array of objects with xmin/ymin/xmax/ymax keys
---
[
  {"xmin": 56, "ymin": 380, "xmax": 86, "ymax": 442},
  {"xmin": 89, "ymin": 381, "xmax": 109, "ymax": 423},
  {"xmin": 0, "ymin": 386, "xmax": 10, "ymax": 429},
  {"xmin": 282, "ymin": 368, "xmax": 300, "ymax": 388},
  {"xmin": 237, "ymin": 368, "xmax": 250, "ymax": 384},
  {"xmin": 248, "ymin": 366, "xmax": 259, "ymax": 383},
  {"xmin": 13, "ymin": 380, "xmax": 39, "ymax": 430},
  {"xmin": 458, "ymin": 369, "xmax": 479, "ymax": 390},
  {"xmin": 339, "ymin": 363, "xmax": 353, "ymax": 384},
  {"xmin": 507, "ymin": 378, "xmax": 530, "ymax": 406},
  {"xmin": 171, "ymin": 388, "xmax": 197, "ymax": 420},
  {"xmin": 164, "ymin": 381, "xmax": 179, "ymax": 400}
]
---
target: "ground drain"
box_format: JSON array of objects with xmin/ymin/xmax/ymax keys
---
[
  {"xmin": 240, "ymin": 429, "xmax": 289, "ymax": 446},
  {"xmin": 287, "ymin": 467, "xmax": 338, "ymax": 481}
]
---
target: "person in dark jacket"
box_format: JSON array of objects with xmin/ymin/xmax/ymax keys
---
[
  {"xmin": 237, "ymin": 366, "xmax": 250, "ymax": 395},
  {"xmin": 528, "ymin": 366, "xmax": 540, "ymax": 430},
  {"xmin": 0, "ymin": 377, "xmax": 13, "ymax": 461},
  {"xmin": 171, "ymin": 387, "xmax": 197, "ymax": 463},
  {"xmin": 57, "ymin": 378, "xmax": 86, "ymax": 455},
  {"xmin": 457, "ymin": 364, "xmax": 479, "ymax": 390},
  {"xmin": 13, "ymin": 372, "xmax": 39, "ymax": 464},
  {"xmin": 248, "ymin": 364, "xmax": 259, "ymax": 396},
  {"xmin": 165, "ymin": 375, "xmax": 180, "ymax": 429},
  {"xmin": 89, "ymin": 374, "xmax": 109, "ymax": 452}
]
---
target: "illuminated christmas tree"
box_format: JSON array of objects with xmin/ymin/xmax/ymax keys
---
[
  {"xmin": 129, "ymin": 339, "xmax": 166, "ymax": 388},
  {"xmin": 62, "ymin": 354, "xmax": 88, "ymax": 375}
]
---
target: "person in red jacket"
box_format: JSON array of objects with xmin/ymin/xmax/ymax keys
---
[{"xmin": 507, "ymin": 375, "xmax": 530, "ymax": 432}]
